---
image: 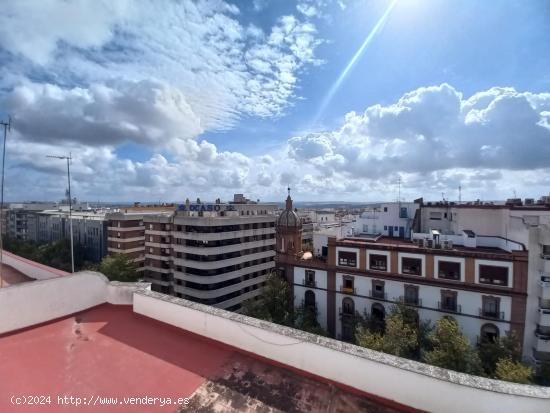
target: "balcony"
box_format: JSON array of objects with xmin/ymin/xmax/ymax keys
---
[
  {"xmin": 339, "ymin": 286, "xmax": 356, "ymax": 294},
  {"xmin": 437, "ymin": 301, "xmax": 462, "ymax": 314},
  {"xmin": 338, "ymin": 307, "xmax": 355, "ymax": 319},
  {"xmin": 369, "ymin": 290, "xmax": 387, "ymax": 300},
  {"xmin": 541, "ymin": 275, "xmax": 550, "ymax": 301},
  {"xmin": 398, "ymin": 296, "xmax": 422, "ymax": 307},
  {"xmin": 302, "ymin": 279, "xmax": 317, "ymax": 288},
  {"xmin": 478, "ymin": 308, "xmax": 505, "ymax": 320},
  {"xmin": 539, "ymin": 309, "xmax": 550, "ymax": 328}
]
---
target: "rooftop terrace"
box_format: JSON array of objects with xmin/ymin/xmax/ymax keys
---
[
  {"xmin": 0, "ymin": 253, "xmax": 548, "ymax": 413},
  {"xmin": 0, "ymin": 304, "xmax": 401, "ymax": 413}
]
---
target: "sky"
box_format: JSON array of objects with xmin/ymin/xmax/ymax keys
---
[{"xmin": 0, "ymin": 0, "xmax": 550, "ymax": 203}]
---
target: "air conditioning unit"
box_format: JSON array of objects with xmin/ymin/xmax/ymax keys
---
[
  {"xmin": 412, "ymin": 238, "xmax": 420, "ymax": 245},
  {"xmin": 442, "ymin": 240, "xmax": 453, "ymax": 249},
  {"xmin": 417, "ymin": 239, "xmax": 425, "ymax": 247},
  {"xmin": 426, "ymin": 239, "xmax": 434, "ymax": 248}
]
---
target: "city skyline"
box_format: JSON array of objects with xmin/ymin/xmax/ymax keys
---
[{"xmin": 1, "ymin": 0, "xmax": 550, "ymax": 202}]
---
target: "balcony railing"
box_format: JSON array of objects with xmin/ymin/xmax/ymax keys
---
[
  {"xmin": 302, "ymin": 279, "xmax": 317, "ymax": 288},
  {"xmin": 340, "ymin": 286, "xmax": 356, "ymax": 294},
  {"xmin": 369, "ymin": 290, "xmax": 387, "ymax": 300},
  {"xmin": 478, "ymin": 308, "xmax": 505, "ymax": 320},
  {"xmin": 535, "ymin": 326, "xmax": 550, "ymax": 340},
  {"xmin": 437, "ymin": 301, "xmax": 462, "ymax": 313},
  {"xmin": 369, "ymin": 264, "xmax": 387, "ymax": 271},
  {"xmin": 338, "ymin": 307, "xmax": 355, "ymax": 317},
  {"xmin": 398, "ymin": 296, "xmax": 422, "ymax": 307}
]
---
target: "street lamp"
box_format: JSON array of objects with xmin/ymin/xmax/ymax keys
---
[
  {"xmin": 0, "ymin": 117, "xmax": 11, "ymax": 288},
  {"xmin": 47, "ymin": 154, "xmax": 74, "ymax": 273}
]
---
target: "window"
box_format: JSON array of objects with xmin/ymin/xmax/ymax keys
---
[
  {"xmin": 440, "ymin": 290, "xmax": 458, "ymax": 312},
  {"xmin": 363, "ymin": 224, "xmax": 368, "ymax": 233},
  {"xmin": 542, "ymin": 245, "xmax": 550, "ymax": 257},
  {"xmin": 305, "ymin": 270, "xmax": 316, "ymax": 287},
  {"xmin": 371, "ymin": 280, "xmax": 385, "ymax": 299},
  {"xmin": 479, "ymin": 265, "xmax": 508, "ymax": 286},
  {"xmin": 404, "ymin": 285, "xmax": 419, "ymax": 306},
  {"xmin": 342, "ymin": 276, "xmax": 354, "ymax": 293},
  {"xmin": 338, "ymin": 251, "xmax": 357, "ymax": 267},
  {"xmin": 383, "ymin": 207, "xmax": 388, "ymax": 212},
  {"xmin": 399, "ymin": 207, "xmax": 408, "ymax": 218},
  {"xmin": 481, "ymin": 296, "xmax": 501, "ymax": 319},
  {"xmin": 438, "ymin": 261, "xmax": 461, "ymax": 280},
  {"xmin": 384, "ymin": 225, "xmax": 387, "ymax": 230},
  {"xmin": 429, "ymin": 211, "xmax": 442, "ymax": 220},
  {"xmin": 342, "ymin": 297, "xmax": 355, "ymax": 315},
  {"xmin": 480, "ymin": 324, "xmax": 500, "ymax": 343},
  {"xmin": 402, "ymin": 257, "xmax": 422, "ymax": 275},
  {"xmin": 304, "ymin": 290, "xmax": 316, "ymax": 310},
  {"xmin": 394, "ymin": 226, "xmax": 398, "ymax": 231},
  {"xmin": 369, "ymin": 254, "xmax": 387, "ymax": 271}
]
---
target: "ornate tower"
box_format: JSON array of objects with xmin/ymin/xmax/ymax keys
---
[{"xmin": 276, "ymin": 187, "xmax": 303, "ymax": 255}]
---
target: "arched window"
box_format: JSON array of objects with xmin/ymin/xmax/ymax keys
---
[
  {"xmin": 371, "ymin": 303, "xmax": 385, "ymax": 321},
  {"xmin": 342, "ymin": 297, "xmax": 355, "ymax": 315},
  {"xmin": 371, "ymin": 303, "xmax": 386, "ymax": 332},
  {"xmin": 304, "ymin": 290, "xmax": 316, "ymax": 310},
  {"xmin": 480, "ymin": 323, "xmax": 500, "ymax": 343}
]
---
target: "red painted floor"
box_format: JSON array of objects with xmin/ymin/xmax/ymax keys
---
[
  {"xmin": 0, "ymin": 305, "xmax": 233, "ymax": 413},
  {"xmin": 0, "ymin": 304, "xmax": 407, "ymax": 413}
]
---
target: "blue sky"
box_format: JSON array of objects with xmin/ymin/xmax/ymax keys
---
[{"xmin": 1, "ymin": 0, "xmax": 550, "ymax": 203}]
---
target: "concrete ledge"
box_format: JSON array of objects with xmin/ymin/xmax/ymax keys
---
[{"xmin": 134, "ymin": 290, "xmax": 550, "ymax": 413}]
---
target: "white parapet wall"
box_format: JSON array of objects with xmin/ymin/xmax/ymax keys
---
[
  {"xmin": 0, "ymin": 271, "xmax": 149, "ymax": 334},
  {"xmin": 134, "ymin": 290, "xmax": 550, "ymax": 413},
  {"xmin": 1, "ymin": 250, "xmax": 69, "ymax": 280}
]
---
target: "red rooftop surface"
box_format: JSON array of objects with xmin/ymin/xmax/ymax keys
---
[{"xmin": 0, "ymin": 304, "xmax": 406, "ymax": 413}]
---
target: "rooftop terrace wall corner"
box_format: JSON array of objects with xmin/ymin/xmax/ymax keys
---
[
  {"xmin": 133, "ymin": 290, "xmax": 550, "ymax": 413},
  {"xmin": 0, "ymin": 271, "xmax": 149, "ymax": 335}
]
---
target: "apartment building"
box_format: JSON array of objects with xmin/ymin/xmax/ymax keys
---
[
  {"xmin": 353, "ymin": 201, "xmax": 420, "ymax": 239},
  {"xmin": 415, "ymin": 197, "xmax": 550, "ymax": 368},
  {"xmin": 276, "ymin": 193, "xmax": 542, "ymax": 366},
  {"xmin": 5, "ymin": 203, "xmax": 109, "ymax": 262},
  {"xmin": 108, "ymin": 197, "xmax": 277, "ymax": 311}
]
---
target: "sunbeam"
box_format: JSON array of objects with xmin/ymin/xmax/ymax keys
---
[{"xmin": 311, "ymin": 0, "xmax": 398, "ymax": 128}]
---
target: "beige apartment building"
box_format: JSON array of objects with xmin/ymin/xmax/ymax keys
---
[{"xmin": 107, "ymin": 197, "xmax": 277, "ymax": 311}]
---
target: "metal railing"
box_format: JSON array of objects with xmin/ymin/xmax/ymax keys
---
[
  {"xmin": 369, "ymin": 290, "xmax": 387, "ymax": 300},
  {"xmin": 302, "ymin": 278, "xmax": 317, "ymax": 288},
  {"xmin": 339, "ymin": 285, "xmax": 356, "ymax": 294},
  {"xmin": 398, "ymin": 296, "xmax": 422, "ymax": 307},
  {"xmin": 437, "ymin": 301, "xmax": 462, "ymax": 313},
  {"xmin": 478, "ymin": 308, "xmax": 505, "ymax": 320}
]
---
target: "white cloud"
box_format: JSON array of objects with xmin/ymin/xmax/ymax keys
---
[
  {"xmin": 4, "ymin": 79, "xmax": 202, "ymax": 147},
  {"xmin": 1, "ymin": 0, "xmax": 323, "ymax": 136},
  {"xmin": 288, "ymin": 83, "xmax": 550, "ymax": 180}
]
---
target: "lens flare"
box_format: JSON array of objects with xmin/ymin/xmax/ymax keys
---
[{"xmin": 312, "ymin": 0, "xmax": 398, "ymax": 127}]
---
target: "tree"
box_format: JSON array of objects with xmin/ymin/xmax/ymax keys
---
[
  {"xmin": 96, "ymin": 253, "xmax": 139, "ymax": 282},
  {"xmin": 424, "ymin": 317, "xmax": 482, "ymax": 374},
  {"xmin": 478, "ymin": 331, "xmax": 522, "ymax": 376},
  {"xmin": 294, "ymin": 304, "xmax": 327, "ymax": 336},
  {"xmin": 241, "ymin": 273, "xmax": 294, "ymax": 327},
  {"xmin": 494, "ymin": 358, "xmax": 533, "ymax": 384},
  {"xmin": 356, "ymin": 308, "xmax": 418, "ymax": 358}
]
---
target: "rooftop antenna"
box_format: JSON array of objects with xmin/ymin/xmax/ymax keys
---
[
  {"xmin": 458, "ymin": 185, "xmax": 462, "ymax": 204},
  {"xmin": 397, "ymin": 176, "xmax": 401, "ymax": 205},
  {"xmin": 0, "ymin": 116, "xmax": 11, "ymax": 289},
  {"xmin": 46, "ymin": 153, "xmax": 74, "ymax": 273}
]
